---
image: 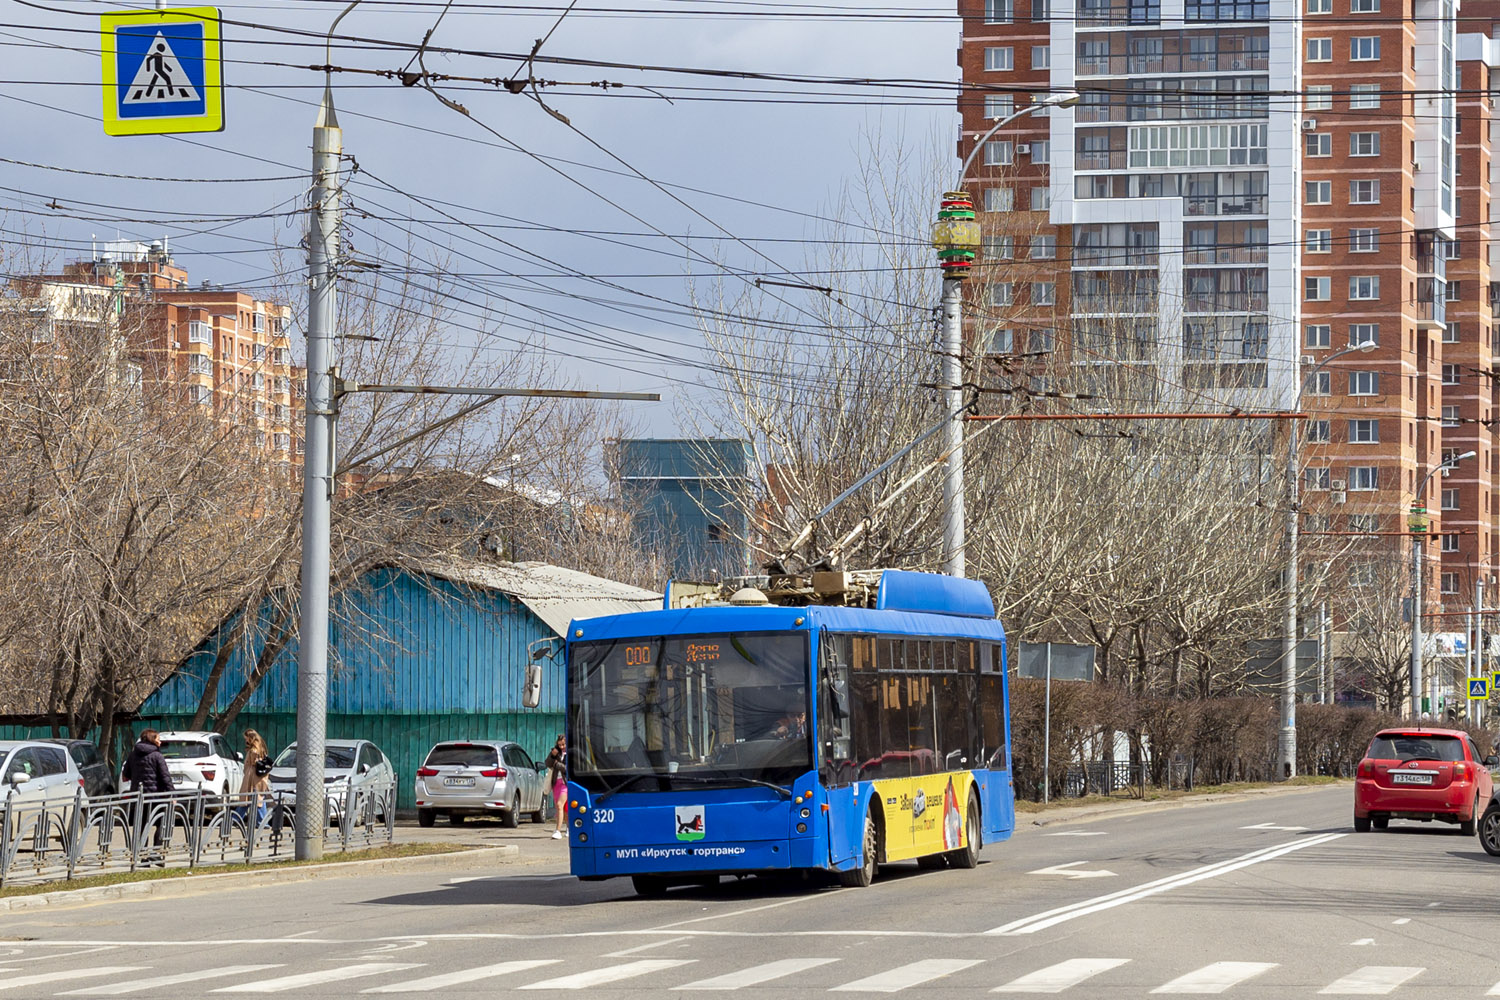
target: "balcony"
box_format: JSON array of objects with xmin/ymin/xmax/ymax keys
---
[{"xmin": 1415, "ymin": 277, "xmax": 1446, "ymax": 331}]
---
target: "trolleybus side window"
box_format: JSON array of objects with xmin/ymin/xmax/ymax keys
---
[
  {"xmin": 978, "ymin": 641, "xmax": 1009, "ymax": 770},
  {"xmin": 818, "ymin": 633, "xmax": 854, "ymax": 786}
]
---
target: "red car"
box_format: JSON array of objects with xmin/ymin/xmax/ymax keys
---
[{"xmin": 1354, "ymin": 728, "xmax": 1496, "ymax": 834}]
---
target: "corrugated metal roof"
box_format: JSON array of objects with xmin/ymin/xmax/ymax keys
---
[{"xmin": 416, "ymin": 559, "xmax": 660, "ymax": 636}]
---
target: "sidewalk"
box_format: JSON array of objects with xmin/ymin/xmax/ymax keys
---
[{"xmin": 1020, "ymin": 780, "xmax": 1347, "ymax": 828}]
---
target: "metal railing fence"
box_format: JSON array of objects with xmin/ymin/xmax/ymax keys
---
[{"xmin": 0, "ymin": 779, "xmax": 396, "ymax": 887}]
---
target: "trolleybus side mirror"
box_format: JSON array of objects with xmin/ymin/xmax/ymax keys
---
[{"xmin": 522, "ymin": 662, "xmax": 543, "ymax": 709}]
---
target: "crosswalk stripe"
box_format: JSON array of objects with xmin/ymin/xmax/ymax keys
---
[
  {"xmin": 831, "ymin": 959, "xmax": 984, "ymax": 993},
  {"xmin": 1151, "ymin": 962, "xmax": 1278, "ymax": 994},
  {"xmin": 362, "ymin": 960, "xmax": 561, "ymax": 993},
  {"xmin": 994, "ymin": 958, "xmax": 1131, "ymax": 993},
  {"xmin": 60, "ymin": 966, "xmax": 284, "ymax": 996},
  {"xmin": 0, "ymin": 969, "xmax": 145, "ymax": 992},
  {"xmin": 212, "ymin": 964, "xmax": 424, "ymax": 994},
  {"xmin": 1318, "ymin": 967, "xmax": 1424, "ymax": 995},
  {"xmin": 518, "ymin": 960, "xmax": 695, "ymax": 990},
  {"xmin": 674, "ymin": 958, "xmax": 840, "ymax": 990}
]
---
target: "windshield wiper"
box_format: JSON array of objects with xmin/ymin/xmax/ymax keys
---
[
  {"xmin": 597, "ymin": 773, "xmax": 666, "ymax": 802},
  {"xmin": 664, "ymin": 774, "xmax": 793, "ymax": 798}
]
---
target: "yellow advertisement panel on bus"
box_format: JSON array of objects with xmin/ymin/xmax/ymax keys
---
[{"xmin": 871, "ymin": 772, "xmax": 973, "ymax": 862}]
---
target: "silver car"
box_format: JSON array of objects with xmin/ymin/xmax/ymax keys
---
[
  {"xmin": 415, "ymin": 740, "xmax": 546, "ymax": 828},
  {"xmin": 267, "ymin": 739, "xmax": 394, "ymax": 823}
]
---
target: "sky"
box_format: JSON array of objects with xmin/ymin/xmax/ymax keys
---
[{"xmin": 2, "ymin": 0, "xmax": 958, "ymax": 435}]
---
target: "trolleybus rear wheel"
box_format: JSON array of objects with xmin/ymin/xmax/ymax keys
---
[{"xmin": 632, "ymin": 875, "xmax": 668, "ymax": 898}]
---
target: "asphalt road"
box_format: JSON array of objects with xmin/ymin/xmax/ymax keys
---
[{"xmin": 1, "ymin": 784, "xmax": 1495, "ymax": 998}]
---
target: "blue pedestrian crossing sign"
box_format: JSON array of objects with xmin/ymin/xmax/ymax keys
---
[
  {"xmin": 101, "ymin": 7, "xmax": 223, "ymax": 136},
  {"xmin": 1469, "ymin": 677, "xmax": 1490, "ymax": 700}
]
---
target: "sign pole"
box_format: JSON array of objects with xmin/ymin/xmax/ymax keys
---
[{"xmin": 1042, "ymin": 643, "xmax": 1052, "ymax": 806}]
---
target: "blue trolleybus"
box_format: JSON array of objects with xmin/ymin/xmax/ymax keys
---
[{"xmin": 563, "ymin": 570, "xmax": 1012, "ymax": 895}]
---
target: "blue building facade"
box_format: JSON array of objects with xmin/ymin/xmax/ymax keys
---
[
  {"xmin": 138, "ymin": 562, "xmax": 657, "ymax": 810},
  {"xmin": 616, "ymin": 438, "xmax": 755, "ymax": 580}
]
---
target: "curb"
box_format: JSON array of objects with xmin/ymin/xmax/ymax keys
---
[
  {"xmin": 0, "ymin": 844, "xmax": 519, "ymax": 913},
  {"xmin": 1024, "ymin": 781, "xmax": 1348, "ymax": 828}
]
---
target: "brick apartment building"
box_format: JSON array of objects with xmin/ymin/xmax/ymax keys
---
[
  {"xmin": 960, "ymin": 0, "xmax": 1500, "ymax": 688},
  {"xmin": 13, "ymin": 240, "xmax": 304, "ymax": 470}
]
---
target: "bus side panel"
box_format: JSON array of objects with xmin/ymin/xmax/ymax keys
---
[
  {"xmin": 982, "ymin": 770, "xmax": 1015, "ymax": 843},
  {"xmin": 873, "ymin": 772, "xmax": 976, "ymax": 862}
]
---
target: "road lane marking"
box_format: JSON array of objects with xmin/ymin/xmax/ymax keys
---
[
  {"xmin": 1317, "ymin": 967, "xmax": 1424, "ymax": 995},
  {"xmin": 988, "ymin": 833, "xmax": 1346, "ymax": 935},
  {"xmin": 362, "ymin": 960, "xmax": 559, "ymax": 993},
  {"xmin": 1241, "ymin": 823, "xmax": 1307, "ymax": 832},
  {"xmin": 830, "ymin": 959, "xmax": 983, "ymax": 993},
  {"xmin": 61, "ymin": 966, "xmax": 285, "ymax": 996},
  {"xmin": 518, "ymin": 960, "xmax": 695, "ymax": 990},
  {"xmin": 1151, "ymin": 962, "xmax": 1277, "ymax": 994},
  {"xmin": 1351, "ymin": 939, "xmax": 1374, "ymax": 947},
  {"xmin": 1044, "ymin": 831, "xmax": 1107, "ymax": 837},
  {"xmin": 606, "ymin": 937, "xmax": 693, "ymax": 957},
  {"xmin": 674, "ymin": 958, "xmax": 839, "ymax": 990},
  {"xmin": 1392, "ymin": 919, "xmax": 1410, "ymax": 926},
  {"xmin": 213, "ymin": 964, "xmax": 424, "ymax": 993},
  {"xmin": 0, "ymin": 969, "xmax": 144, "ymax": 992},
  {"xmin": 993, "ymin": 958, "xmax": 1130, "ymax": 993},
  {"xmin": 1027, "ymin": 862, "xmax": 1117, "ymax": 880}
]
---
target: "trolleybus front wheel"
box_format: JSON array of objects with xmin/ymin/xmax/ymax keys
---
[
  {"xmin": 632, "ymin": 875, "xmax": 669, "ymax": 898},
  {"xmin": 838, "ymin": 811, "xmax": 879, "ymax": 888}
]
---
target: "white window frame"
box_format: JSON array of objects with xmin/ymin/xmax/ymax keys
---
[
  {"xmin": 1349, "ymin": 418, "xmax": 1379, "ymax": 443},
  {"xmin": 1305, "ymin": 229, "xmax": 1331, "ymax": 253},
  {"xmin": 1305, "ymin": 323, "xmax": 1331, "ymax": 348},
  {"xmin": 1306, "ymin": 38, "xmax": 1331, "ymax": 61},
  {"xmin": 1305, "ymin": 180, "xmax": 1331, "ymax": 204},
  {"xmin": 985, "ymin": 140, "xmax": 1014, "ymax": 166},
  {"xmin": 1349, "ymin": 370, "xmax": 1379, "ymax": 395},
  {"xmin": 985, "ymin": 46, "xmax": 1014, "ymax": 71},
  {"xmin": 1304, "ymin": 133, "xmax": 1331, "ymax": 157},
  {"xmin": 1348, "ymin": 275, "xmax": 1380, "ymax": 300},
  {"xmin": 1350, "ymin": 36, "xmax": 1380, "ymax": 61},
  {"xmin": 1349, "ymin": 84, "xmax": 1380, "ymax": 109},
  {"xmin": 1350, "ymin": 132, "xmax": 1380, "ymax": 156},
  {"xmin": 1349, "ymin": 179, "xmax": 1380, "ymax": 204},
  {"xmin": 1442, "ymin": 405, "xmax": 1461, "ymax": 427},
  {"xmin": 984, "ymin": 94, "xmax": 1014, "ymax": 120},
  {"xmin": 1349, "ymin": 228, "xmax": 1378, "ymax": 252},
  {"xmin": 1349, "ymin": 466, "xmax": 1379, "ymax": 491},
  {"xmin": 1443, "ymin": 322, "xmax": 1460, "ymax": 343},
  {"xmin": 1305, "ymin": 276, "xmax": 1331, "ymax": 301},
  {"xmin": 984, "ymin": 187, "xmax": 1014, "ymax": 212},
  {"xmin": 1349, "ymin": 323, "xmax": 1378, "ymax": 346},
  {"xmin": 1306, "ymin": 86, "xmax": 1333, "ymax": 111},
  {"xmin": 1031, "ymin": 45, "xmax": 1051, "ymax": 69}
]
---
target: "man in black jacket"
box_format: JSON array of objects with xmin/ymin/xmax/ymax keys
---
[
  {"xmin": 123, "ymin": 730, "xmax": 174, "ymax": 794},
  {"xmin": 123, "ymin": 730, "xmax": 174, "ymax": 862}
]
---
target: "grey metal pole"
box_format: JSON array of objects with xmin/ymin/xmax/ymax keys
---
[
  {"xmin": 1279, "ymin": 414, "xmax": 1298, "ymax": 779},
  {"xmin": 1480, "ymin": 579, "xmax": 1487, "ymax": 727},
  {"xmin": 1042, "ymin": 644, "xmax": 1052, "ymax": 805},
  {"xmin": 295, "ymin": 92, "xmax": 342, "ymax": 861},
  {"xmin": 1319, "ymin": 602, "xmax": 1330, "ymax": 705},
  {"xmin": 940, "ymin": 276, "xmax": 965, "ymax": 578},
  {"xmin": 1411, "ymin": 533, "xmax": 1423, "ymax": 720}
]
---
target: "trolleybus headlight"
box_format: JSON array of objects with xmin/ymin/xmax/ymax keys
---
[
  {"xmin": 796, "ymin": 822, "xmax": 807, "ymax": 833},
  {"xmin": 574, "ymin": 818, "xmax": 584, "ymax": 828},
  {"xmin": 800, "ymin": 808, "xmax": 810, "ymax": 818},
  {"xmin": 578, "ymin": 833, "xmax": 588, "ymax": 843}
]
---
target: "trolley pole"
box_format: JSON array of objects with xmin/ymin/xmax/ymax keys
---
[{"xmin": 295, "ymin": 90, "xmax": 342, "ymax": 861}]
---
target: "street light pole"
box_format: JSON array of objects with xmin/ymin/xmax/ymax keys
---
[
  {"xmin": 1410, "ymin": 450, "xmax": 1476, "ymax": 720},
  {"xmin": 933, "ymin": 91, "xmax": 1079, "ymax": 578},
  {"xmin": 1280, "ymin": 339, "xmax": 1374, "ymax": 779}
]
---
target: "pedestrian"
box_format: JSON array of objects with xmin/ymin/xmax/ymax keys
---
[
  {"xmin": 238, "ymin": 730, "xmax": 272, "ymax": 828},
  {"xmin": 122, "ymin": 729, "xmax": 174, "ymax": 863},
  {"xmin": 544, "ymin": 735, "xmax": 568, "ymax": 840}
]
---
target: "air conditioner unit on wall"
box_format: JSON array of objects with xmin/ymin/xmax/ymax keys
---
[
  {"xmin": 1331, "ymin": 490, "xmax": 1347, "ymax": 504},
  {"xmin": 1018, "ymin": 143, "xmax": 1032, "ymax": 154},
  {"xmin": 1302, "ymin": 118, "xmax": 1318, "ymax": 131},
  {"xmin": 1331, "ymin": 478, "xmax": 1346, "ymax": 491}
]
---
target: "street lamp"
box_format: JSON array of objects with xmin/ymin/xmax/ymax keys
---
[
  {"xmin": 1279, "ymin": 338, "xmax": 1375, "ymax": 779},
  {"xmin": 931, "ymin": 90, "xmax": 1080, "ymax": 577},
  {"xmin": 1410, "ymin": 449, "xmax": 1477, "ymax": 719}
]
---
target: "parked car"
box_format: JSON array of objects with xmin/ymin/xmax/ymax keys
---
[
  {"xmin": 42, "ymin": 739, "xmax": 115, "ymax": 798},
  {"xmin": 414, "ymin": 740, "xmax": 547, "ymax": 828},
  {"xmin": 0, "ymin": 740, "xmax": 88, "ymax": 843},
  {"xmin": 121, "ymin": 731, "xmax": 243, "ymax": 800},
  {"xmin": 267, "ymin": 739, "xmax": 393, "ymax": 823},
  {"xmin": 1354, "ymin": 728, "xmax": 1496, "ymax": 834}
]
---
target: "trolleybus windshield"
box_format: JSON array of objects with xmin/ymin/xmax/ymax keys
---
[{"xmin": 570, "ymin": 631, "xmax": 810, "ymax": 793}]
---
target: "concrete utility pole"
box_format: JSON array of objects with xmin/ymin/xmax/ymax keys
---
[
  {"xmin": 295, "ymin": 88, "xmax": 342, "ymax": 861},
  {"xmin": 1410, "ymin": 450, "xmax": 1476, "ymax": 721},
  {"xmin": 1279, "ymin": 339, "xmax": 1373, "ymax": 779},
  {"xmin": 932, "ymin": 91, "xmax": 1078, "ymax": 579}
]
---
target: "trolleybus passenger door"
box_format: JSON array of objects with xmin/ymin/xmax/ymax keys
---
[{"xmin": 819, "ymin": 632, "xmax": 859, "ymax": 867}]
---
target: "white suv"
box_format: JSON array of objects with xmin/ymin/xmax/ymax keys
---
[
  {"xmin": 0, "ymin": 741, "xmax": 86, "ymax": 807},
  {"xmin": 121, "ymin": 731, "xmax": 243, "ymax": 798}
]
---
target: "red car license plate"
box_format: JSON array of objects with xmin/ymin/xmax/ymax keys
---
[{"xmin": 1392, "ymin": 772, "xmax": 1434, "ymax": 785}]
